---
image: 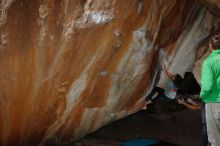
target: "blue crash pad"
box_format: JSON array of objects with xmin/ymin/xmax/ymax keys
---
[{"xmin": 121, "ymin": 138, "xmax": 158, "ymax": 146}]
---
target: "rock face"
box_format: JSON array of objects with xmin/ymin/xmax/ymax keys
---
[
  {"xmin": 0, "ymin": 0, "xmax": 219, "ymax": 145},
  {"xmin": 199, "ymin": 0, "xmax": 220, "ymax": 16}
]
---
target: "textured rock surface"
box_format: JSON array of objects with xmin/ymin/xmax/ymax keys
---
[
  {"xmin": 0, "ymin": 0, "xmax": 219, "ymax": 145},
  {"xmin": 199, "ymin": 0, "xmax": 220, "ymax": 15}
]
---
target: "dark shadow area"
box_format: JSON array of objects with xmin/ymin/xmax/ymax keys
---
[{"xmin": 74, "ymin": 109, "xmax": 202, "ymax": 146}]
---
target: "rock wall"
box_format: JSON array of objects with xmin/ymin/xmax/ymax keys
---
[
  {"xmin": 0, "ymin": 0, "xmax": 219, "ymax": 145},
  {"xmin": 199, "ymin": 0, "xmax": 220, "ymax": 16}
]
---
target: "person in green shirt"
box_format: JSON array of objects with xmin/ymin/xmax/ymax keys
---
[{"xmin": 200, "ymin": 33, "xmax": 220, "ymax": 146}]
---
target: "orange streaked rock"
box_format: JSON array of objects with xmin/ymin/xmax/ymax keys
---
[{"xmin": 0, "ymin": 0, "xmax": 219, "ymax": 145}]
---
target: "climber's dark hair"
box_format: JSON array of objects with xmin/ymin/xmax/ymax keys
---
[{"xmin": 210, "ymin": 33, "xmax": 220, "ymax": 49}]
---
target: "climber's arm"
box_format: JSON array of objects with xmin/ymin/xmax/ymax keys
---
[{"xmin": 178, "ymin": 98, "xmax": 201, "ymax": 110}]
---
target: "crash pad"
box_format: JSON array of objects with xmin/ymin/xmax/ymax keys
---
[{"xmin": 121, "ymin": 138, "xmax": 158, "ymax": 146}]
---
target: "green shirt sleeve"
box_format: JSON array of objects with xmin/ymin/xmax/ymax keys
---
[{"xmin": 200, "ymin": 61, "xmax": 214, "ymax": 99}]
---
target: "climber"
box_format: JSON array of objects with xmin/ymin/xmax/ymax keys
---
[
  {"xmin": 145, "ymin": 61, "xmax": 204, "ymax": 113},
  {"xmin": 200, "ymin": 33, "xmax": 220, "ymax": 146},
  {"xmin": 145, "ymin": 62, "xmax": 185, "ymax": 113},
  {"xmin": 145, "ymin": 61, "xmax": 183, "ymax": 102}
]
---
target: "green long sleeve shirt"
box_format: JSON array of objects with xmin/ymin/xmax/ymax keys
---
[{"xmin": 200, "ymin": 49, "xmax": 220, "ymax": 102}]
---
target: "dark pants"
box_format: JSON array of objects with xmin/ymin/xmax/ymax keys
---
[{"xmin": 201, "ymin": 102, "xmax": 209, "ymax": 146}]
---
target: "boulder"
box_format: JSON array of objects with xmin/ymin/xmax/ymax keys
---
[{"xmin": 0, "ymin": 0, "xmax": 219, "ymax": 145}]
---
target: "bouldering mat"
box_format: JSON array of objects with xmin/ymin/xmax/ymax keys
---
[{"xmin": 121, "ymin": 138, "xmax": 158, "ymax": 146}]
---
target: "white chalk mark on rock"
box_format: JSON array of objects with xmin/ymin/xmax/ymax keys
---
[{"xmin": 74, "ymin": 0, "xmax": 115, "ymax": 28}]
